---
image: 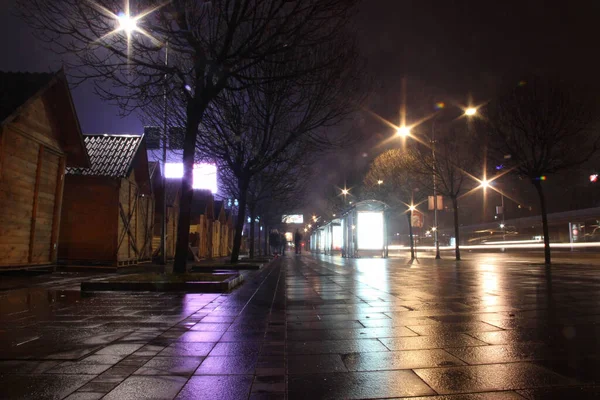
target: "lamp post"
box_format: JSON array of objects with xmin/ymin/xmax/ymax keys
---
[
  {"xmin": 431, "ymin": 106, "xmax": 478, "ymax": 259},
  {"xmin": 116, "ymin": 10, "xmax": 170, "ymax": 263},
  {"xmin": 431, "ymin": 116, "xmax": 441, "ymax": 259},
  {"xmin": 160, "ymin": 41, "xmax": 169, "ymax": 264}
]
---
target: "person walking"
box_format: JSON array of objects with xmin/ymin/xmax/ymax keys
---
[
  {"xmin": 294, "ymin": 229, "xmax": 303, "ymax": 254},
  {"xmin": 269, "ymin": 229, "xmax": 280, "ymax": 256},
  {"xmin": 279, "ymin": 232, "xmax": 286, "ymax": 256}
]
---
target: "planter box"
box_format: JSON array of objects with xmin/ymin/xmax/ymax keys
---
[
  {"xmin": 191, "ymin": 263, "xmax": 263, "ymax": 271},
  {"xmin": 81, "ymin": 272, "xmax": 243, "ymax": 293}
]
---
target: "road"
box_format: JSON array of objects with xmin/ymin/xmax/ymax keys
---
[{"xmin": 1, "ymin": 253, "xmax": 600, "ymax": 398}]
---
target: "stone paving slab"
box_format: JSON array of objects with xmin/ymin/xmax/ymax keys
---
[{"xmin": 2, "ymin": 253, "xmax": 600, "ymax": 398}]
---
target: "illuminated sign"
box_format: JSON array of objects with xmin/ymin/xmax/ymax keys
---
[
  {"xmin": 357, "ymin": 212, "xmax": 384, "ymax": 250},
  {"xmin": 282, "ymin": 214, "xmax": 304, "ymax": 224},
  {"xmin": 332, "ymin": 224, "xmax": 343, "ymax": 250},
  {"xmin": 164, "ymin": 163, "xmax": 218, "ymax": 193}
]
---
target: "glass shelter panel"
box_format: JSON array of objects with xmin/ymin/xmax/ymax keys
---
[{"xmin": 357, "ymin": 212, "xmax": 384, "ymax": 250}]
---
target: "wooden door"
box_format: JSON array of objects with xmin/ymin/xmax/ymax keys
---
[
  {"xmin": 31, "ymin": 148, "xmax": 64, "ymax": 264},
  {"xmin": 0, "ymin": 130, "xmax": 37, "ymax": 265}
]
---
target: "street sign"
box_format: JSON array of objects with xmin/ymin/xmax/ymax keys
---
[
  {"xmin": 411, "ymin": 210, "xmax": 424, "ymax": 228},
  {"xmin": 428, "ymin": 195, "xmax": 443, "ymax": 210}
]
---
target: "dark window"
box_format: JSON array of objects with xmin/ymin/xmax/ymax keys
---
[
  {"xmin": 169, "ymin": 127, "xmax": 185, "ymax": 150},
  {"xmin": 144, "ymin": 126, "xmax": 161, "ymax": 149}
]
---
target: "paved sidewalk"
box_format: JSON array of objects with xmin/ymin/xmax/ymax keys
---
[{"xmin": 1, "ymin": 254, "xmax": 600, "ymax": 398}]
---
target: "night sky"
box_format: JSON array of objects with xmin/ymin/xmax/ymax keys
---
[{"xmin": 3, "ymin": 0, "xmax": 600, "ymax": 218}]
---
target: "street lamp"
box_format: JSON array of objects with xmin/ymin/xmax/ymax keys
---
[
  {"xmin": 377, "ymin": 180, "xmax": 383, "ymax": 185},
  {"xmin": 480, "ymin": 179, "xmax": 490, "ymax": 189},
  {"xmin": 464, "ymin": 107, "xmax": 477, "ymax": 116},
  {"xmin": 430, "ymin": 105, "xmax": 479, "ymax": 259},
  {"xmin": 396, "ymin": 126, "xmax": 411, "ymax": 137},
  {"xmin": 117, "ymin": 13, "xmax": 138, "ymax": 35}
]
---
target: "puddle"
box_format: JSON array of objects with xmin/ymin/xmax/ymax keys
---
[{"xmin": 0, "ymin": 288, "xmax": 83, "ymax": 318}]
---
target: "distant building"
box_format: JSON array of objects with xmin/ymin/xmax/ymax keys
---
[{"xmin": 144, "ymin": 126, "xmax": 218, "ymax": 194}]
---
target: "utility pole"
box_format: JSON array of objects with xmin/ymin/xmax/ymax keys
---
[
  {"xmin": 432, "ymin": 117, "xmax": 441, "ymax": 259},
  {"xmin": 160, "ymin": 42, "xmax": 169, "ymax": 264}
]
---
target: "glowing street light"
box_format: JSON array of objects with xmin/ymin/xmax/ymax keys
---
[
  {"xmin": 377, "ymin": 180, "xmax": 383, "ymax": 185},
  {"xmin": 432, "ymin": 227, "xmax": 437, "ymax": 232},
  {"xmin": 396, "ymin": 126, "xmax": 411, "ymax": 137},
  {"xmin": 480, "ymin": 179, "xmax": 490, "ymax": 189},
  {"xmin": 341, "ymin": 189, "xmax": 349, "ymax": 195},
  {"xmin": 408, "ymin": 205, "xmax": 416, "ymax": 211},
  {"xmin": 464, "ymin": 107, "xmax": 477, "ymax": 116},
  {"xmin": 117, "ymin": 12, "xmax": 138, "ymax": 35}
]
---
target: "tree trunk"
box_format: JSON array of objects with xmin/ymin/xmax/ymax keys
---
[
  {"xmin": 249, "ymin": 209, "xmax": 256, "ymax": 259},
  {"xmin": 257, "ymin": 220, "xmax": 261, "ymax": 256},
  {"xmin": 533, "ymin": 179, "xmax": 551, "ymax": 265},
  {"xmin": 407, "ymin": 212, "xmax": 415, "ymax": 260},
  {"xmin": 264, "ymin": 225, "xmax": 269, "ymax": 256},
  {"xmin": 451, "ymin": 195, "xmax": 461, "ymax": 261},
  {"xmin": 230, "ymin": 178, "xmax": 249, "ymax": 263},
  {"xmin": 173, "ymin": 106, "xmax": 204, "ymax": 273}
]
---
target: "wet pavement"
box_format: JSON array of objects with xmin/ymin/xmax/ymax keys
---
[{"xmin": 1, "ymin": 253, "xmax": 600, "ymax": 398}]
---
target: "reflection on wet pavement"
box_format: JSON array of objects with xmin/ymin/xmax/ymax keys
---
[{"xmin": 1, "ymin": 253, "xmax": 600, "ymax": 398}]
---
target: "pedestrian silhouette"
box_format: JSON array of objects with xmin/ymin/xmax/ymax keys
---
[{"xmin": 294, "ymin": 229, "xmax": 303, "ymax": 254}]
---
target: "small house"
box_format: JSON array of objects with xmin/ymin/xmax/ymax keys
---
[
  {"xmin": 0, "ymin": 70, "xmax": 89, "ymax": 269},
  {"xmin": 59, "ymin": 134, "xmax": 153, "ymax": 266}
]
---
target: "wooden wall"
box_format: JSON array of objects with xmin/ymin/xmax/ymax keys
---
[
  {"xmin": 137, "ymin": 194, "xmax": 154, "ymax": 261},
  {"xmin": 166, "ymin": 202, "xmax": 178, "ymax": 258},
  {"xmin": 117, "ymin": 171, "xmax": 138, "ymax": 263},
  {"xmin": 59, "ymin": 176, "xmax": 117, "ymax": 263},
  {"xmin": 0, "ymin": 95, "xmax": 67, "ymax": 269}
]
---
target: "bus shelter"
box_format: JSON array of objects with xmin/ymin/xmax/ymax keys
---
[{"xmin": 310, "ymin": 200, "xmax": 389, "ymax": 258}]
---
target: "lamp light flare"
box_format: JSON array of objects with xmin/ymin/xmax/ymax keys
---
[
  {"xmin": 480, "ymin": 179, "xmax": 490, "ymax": 189},
  {"xmin": 396, "ymin": 126, "xmax": 411, "ymax": 137},
  {"xmin": 377, "ymin": 180, "xmax": 383, "ymax": 185},
  {"xmin": 341, "ymin": 189, "xmax": 349, "ymax": 195},
  {"xmin": 408, "ymin": 205, "xmax": 416, "ymax": 211},
  {"xmin": 118, "ymin": 13, "xmax": 137, "ymax": 34},
  {"xmin": 465, "ymin": 107, "xmax": 477, "ymax": 116}
]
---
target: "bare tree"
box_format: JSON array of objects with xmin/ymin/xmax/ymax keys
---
[
  {"xmin": 364, "ymin": 149, "xmax": 425, "ymax": 259},
  {"xmin": 19, "ymin": 0, "xmax": 359, "ymax": 272},
  {"xmin": 481, "ymin": 77, "xmax": 599, "ymax": 265},
  {"xmin": 409, "ymin": 126, "xmax": 479, "ymax": 260},
  {"xmin": 197, "ymin": 46, "xmax": 362, "ymax": 262}
]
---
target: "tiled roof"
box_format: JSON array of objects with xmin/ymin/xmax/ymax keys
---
[
  {"xmin": 67, "ymin": 134, "xmax": 143, "ymax": 177},
  {"xmin": 0, "ymin": 71, "xmax": 54, "ymax": 124}
]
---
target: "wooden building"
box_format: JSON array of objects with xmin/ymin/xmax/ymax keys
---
[
  {"xmin": 150, "ymin": 162, "xmax": 180, "ymax": 260},
  {"xmin": 189, "ymin": 191, "xmax": 215, "ymax": 260},
  {"xmin": 0, "ymin": 71, "xmax": 89, "ymax": 270},
  {"xmin": 59, "ymin": 134, "xmax": 153, "ymax": 266}
]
